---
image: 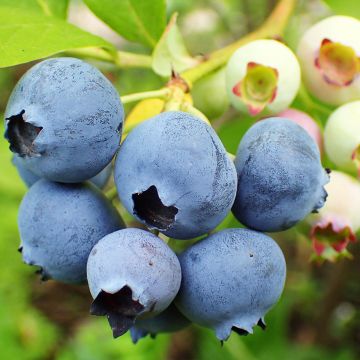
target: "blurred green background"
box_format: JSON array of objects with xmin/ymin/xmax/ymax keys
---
[{"xmin": 0, "ymin": 0, "xmax": 359, "ymax": 359}]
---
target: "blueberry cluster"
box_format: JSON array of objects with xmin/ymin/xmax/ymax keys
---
[{"xmin": 5, "ymin": 57, "xmax": 329, "ymax": 343}]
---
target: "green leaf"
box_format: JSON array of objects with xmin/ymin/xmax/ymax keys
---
[
  {"xmin": 0, "ymin": 7, "xmax": 115, "ymax": 68},
  {"xmin": 0, "ymin": 0, "xmax": 70, "ymax": 18},
  {"xmin": 152, "ymin": 13, "xmax": 199, "ymax": 77},
  {"xmin": 322, "ymin": 0, "xmax": 360, "ymax": 18},
  {"xmin": 39, "ymin": 0, "xmax": 70, "ymax": 18},
  {"xmin": 83, "ymin": 0, "xmax": 166, "ymax": 48}
]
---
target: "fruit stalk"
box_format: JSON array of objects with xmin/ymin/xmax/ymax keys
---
[
  {"xmin": 66, "ymin": 48, "xmax": 153, "ymax": 68},
  {"xmin": 181, "ymin": 0, "xmax": 297, "ymax": 85},
  {"xmin": 68, "ymin": 0, "xmax": 296, "ymax": 88},
  {"xmin": 297, "ymin": 84, "xmax": 332, "ymax": 121},
  {"xmin": 121, "ymin": 88, "xmax": 171, "ymax": 104}
]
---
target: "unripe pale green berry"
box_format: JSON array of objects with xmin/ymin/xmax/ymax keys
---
[
  {"xmin": 225, "ymin": 39, "xmax": 301, "ymax": 116},
  {"xmin": 297, "ymin": 16, "xmax": 360, "ymax": 106},
  {"xmin": 324, "ymin": 101, "xmax": 360, "ymax": 175},
  {"xmin": 192, "ymin": 68, "xmax": 229, "ymax": 119}
]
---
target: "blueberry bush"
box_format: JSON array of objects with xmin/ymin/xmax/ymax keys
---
[{"xmin": 0, "ymin": 0, "xmax": 360, "ymax": 359}]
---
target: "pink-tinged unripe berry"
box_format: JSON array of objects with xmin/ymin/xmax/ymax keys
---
[
  {"xmin": 225, "ymin": 39, "xmax": 301, "ymax": 116},
  {"xmin": 277, "ymin": 108, "xmax": 323, "ymax": 153},
  {"xmin": 324, "ymin": 101, "xmax": 360, "ymax": 176},
  {"xmin": 309, "ymin": 171, "xmax": 360, "ymax": 261},
  {"xmin": 297, "ymin": 16, "xmax": 360, "ymax": 106}
]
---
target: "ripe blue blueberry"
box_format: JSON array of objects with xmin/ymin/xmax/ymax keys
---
[
  {"xmin": 18, "ymin": 179, "xmax": 124, "ymax": 283},
  {"xmin": 87, "ymin": 228, "xmax": 182, "ymax": 338},
  {"xmin": 130, "ymin": 303, "xmax": 190, "ymax": 343},
  {"xmin": 12, "ymin": 155, "xmax": 112, "ymax": 189},
  {"xmin": 114, "ymin": 111, "xmax": 237, "ymax": 240},
  {"xmin": 4, "ymin": 57, "xmax": 123, "ymax": 183},
  {"xmin": 12, "ymin": 155, "xmax": 39, "ymax": 187},
  {"xmin": 232, "ymin": 118, "xmax": 329, "ymax": 232},
  {"xmin": 175, "ymin": 228, "xmax": 286, "ymax": 341},
  {"xmin": 90, "ymin": 163, "xmax": 112, "ymax": 189}
]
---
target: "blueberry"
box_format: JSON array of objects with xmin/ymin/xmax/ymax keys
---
[
  {"xmin": 114, "ymin": 111, "xmax": 237, "ymax": 239},
  {"xmin": 130, "ymin": 303, "xmax": 190, "ymax": 343},
  {"xmin": 192, "ymin": 67, "xmax": 229, "ymax": 119},
  {"xmin": 297, "ymin": 16, "xmax": 360, "ymax": 106},
  {"xmin": 12, "ymin": 155, "xmax": 39, "ymax": 187},
  {"xmin": 18, "ymin": 179, "xmax": 124, "ymax": 283},
  {"xmin": 324, "ymin": 101, "xmax": 360, "ymax": 175},
  {"xmin": 87, "ymin": 228, "xmax": 182, "ymax": 338},
  {"xmin": 226, "ymin": 40, "xmax": 300, "ymax": 116},
  {"xmin": 4, "ymin": 58, "xmax": 123, "ymax": 183},
  {"xmin": 175, "ymin": 228, "xmax": 286, "ymax": 341},
  {"xmin": 232, "ymin": 118, "xmax": 329, "ymax": 232},
  {"xmin": 12, "ymin": 155, "xmax": 113, "ymax": 189},
  {"xmin": 309, "ymin": 170, "xmax": 360, "ymax": 261},
  {"xmin": 90, "ymin": 163, "xmax": 112, "ymax": 189},
  {"xmin": 276, "ymin": 108, "xmax": 323, "ymax": 153}
]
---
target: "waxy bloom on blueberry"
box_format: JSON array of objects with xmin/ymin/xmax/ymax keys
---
[
  {"xmin": 18, "ymin": 180, "xmax": 124, "ymax": 284},
  {"xmin": 324, "ymin": 101, "xmax": 360, "ymax": 176},
  {"xmin": 309, "ymin": 171, "xmax": 360, "ymax": 262},
  {"xmin": 226, "ymin": 39, "xmax": 301, "ymax": 116},
  {"xmin": 232, "ymin": 118, "xmax": 329, "ymax": 232},
  {"xmin": 87, "ymin": 228, "xmax": 182, "ymax": 338},
  {"xmin": 12, "ymin": 155, "xmax": 40, "ymax": 188},
  {"xmin": 297, "ymin": 16, "xmax": 360, "ymax": 106},
  {"xmin": 115, "ymin": 111, "xmax": 237, "ymax": 240},
  {"xmin": 175, "ymin": 228, "xmax": 286, "ymax": 341},
  {"xmin": 4, "ymin": 57, "xmax": 124, "ymax": 183},
  {"xmin": 12, "ymin": 155, "xmax": 113, "ymax": 189}
]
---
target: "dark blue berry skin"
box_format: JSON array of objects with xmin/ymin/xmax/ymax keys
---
[
  {"xmin": 87, "ymin": 228, "xmax": 182, "ymax": 338},
  {"xmin": 232, "ymin": 118, "xmax": 329, "ymax": 232},
  {"xmin": 130, "ymin": 303, "xmax": 190, "ymax": 343},
  {"xmin": 12, "ymin": 155, "xmax": 112, "ymax": 189},
  {"xmin": 4, "ymin": 57, "xmax": 123, "ymax": 183},
  {"xmin": 175, "ymin": 228, "xmax": 286, "ymax": 341},
  {"xmin": 114, "ymin": 111, "xmax": 237, "ymax": 240},
  {"xmin": 18, "ymin": 179, "xmax": 124, "ymax": 284}
]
